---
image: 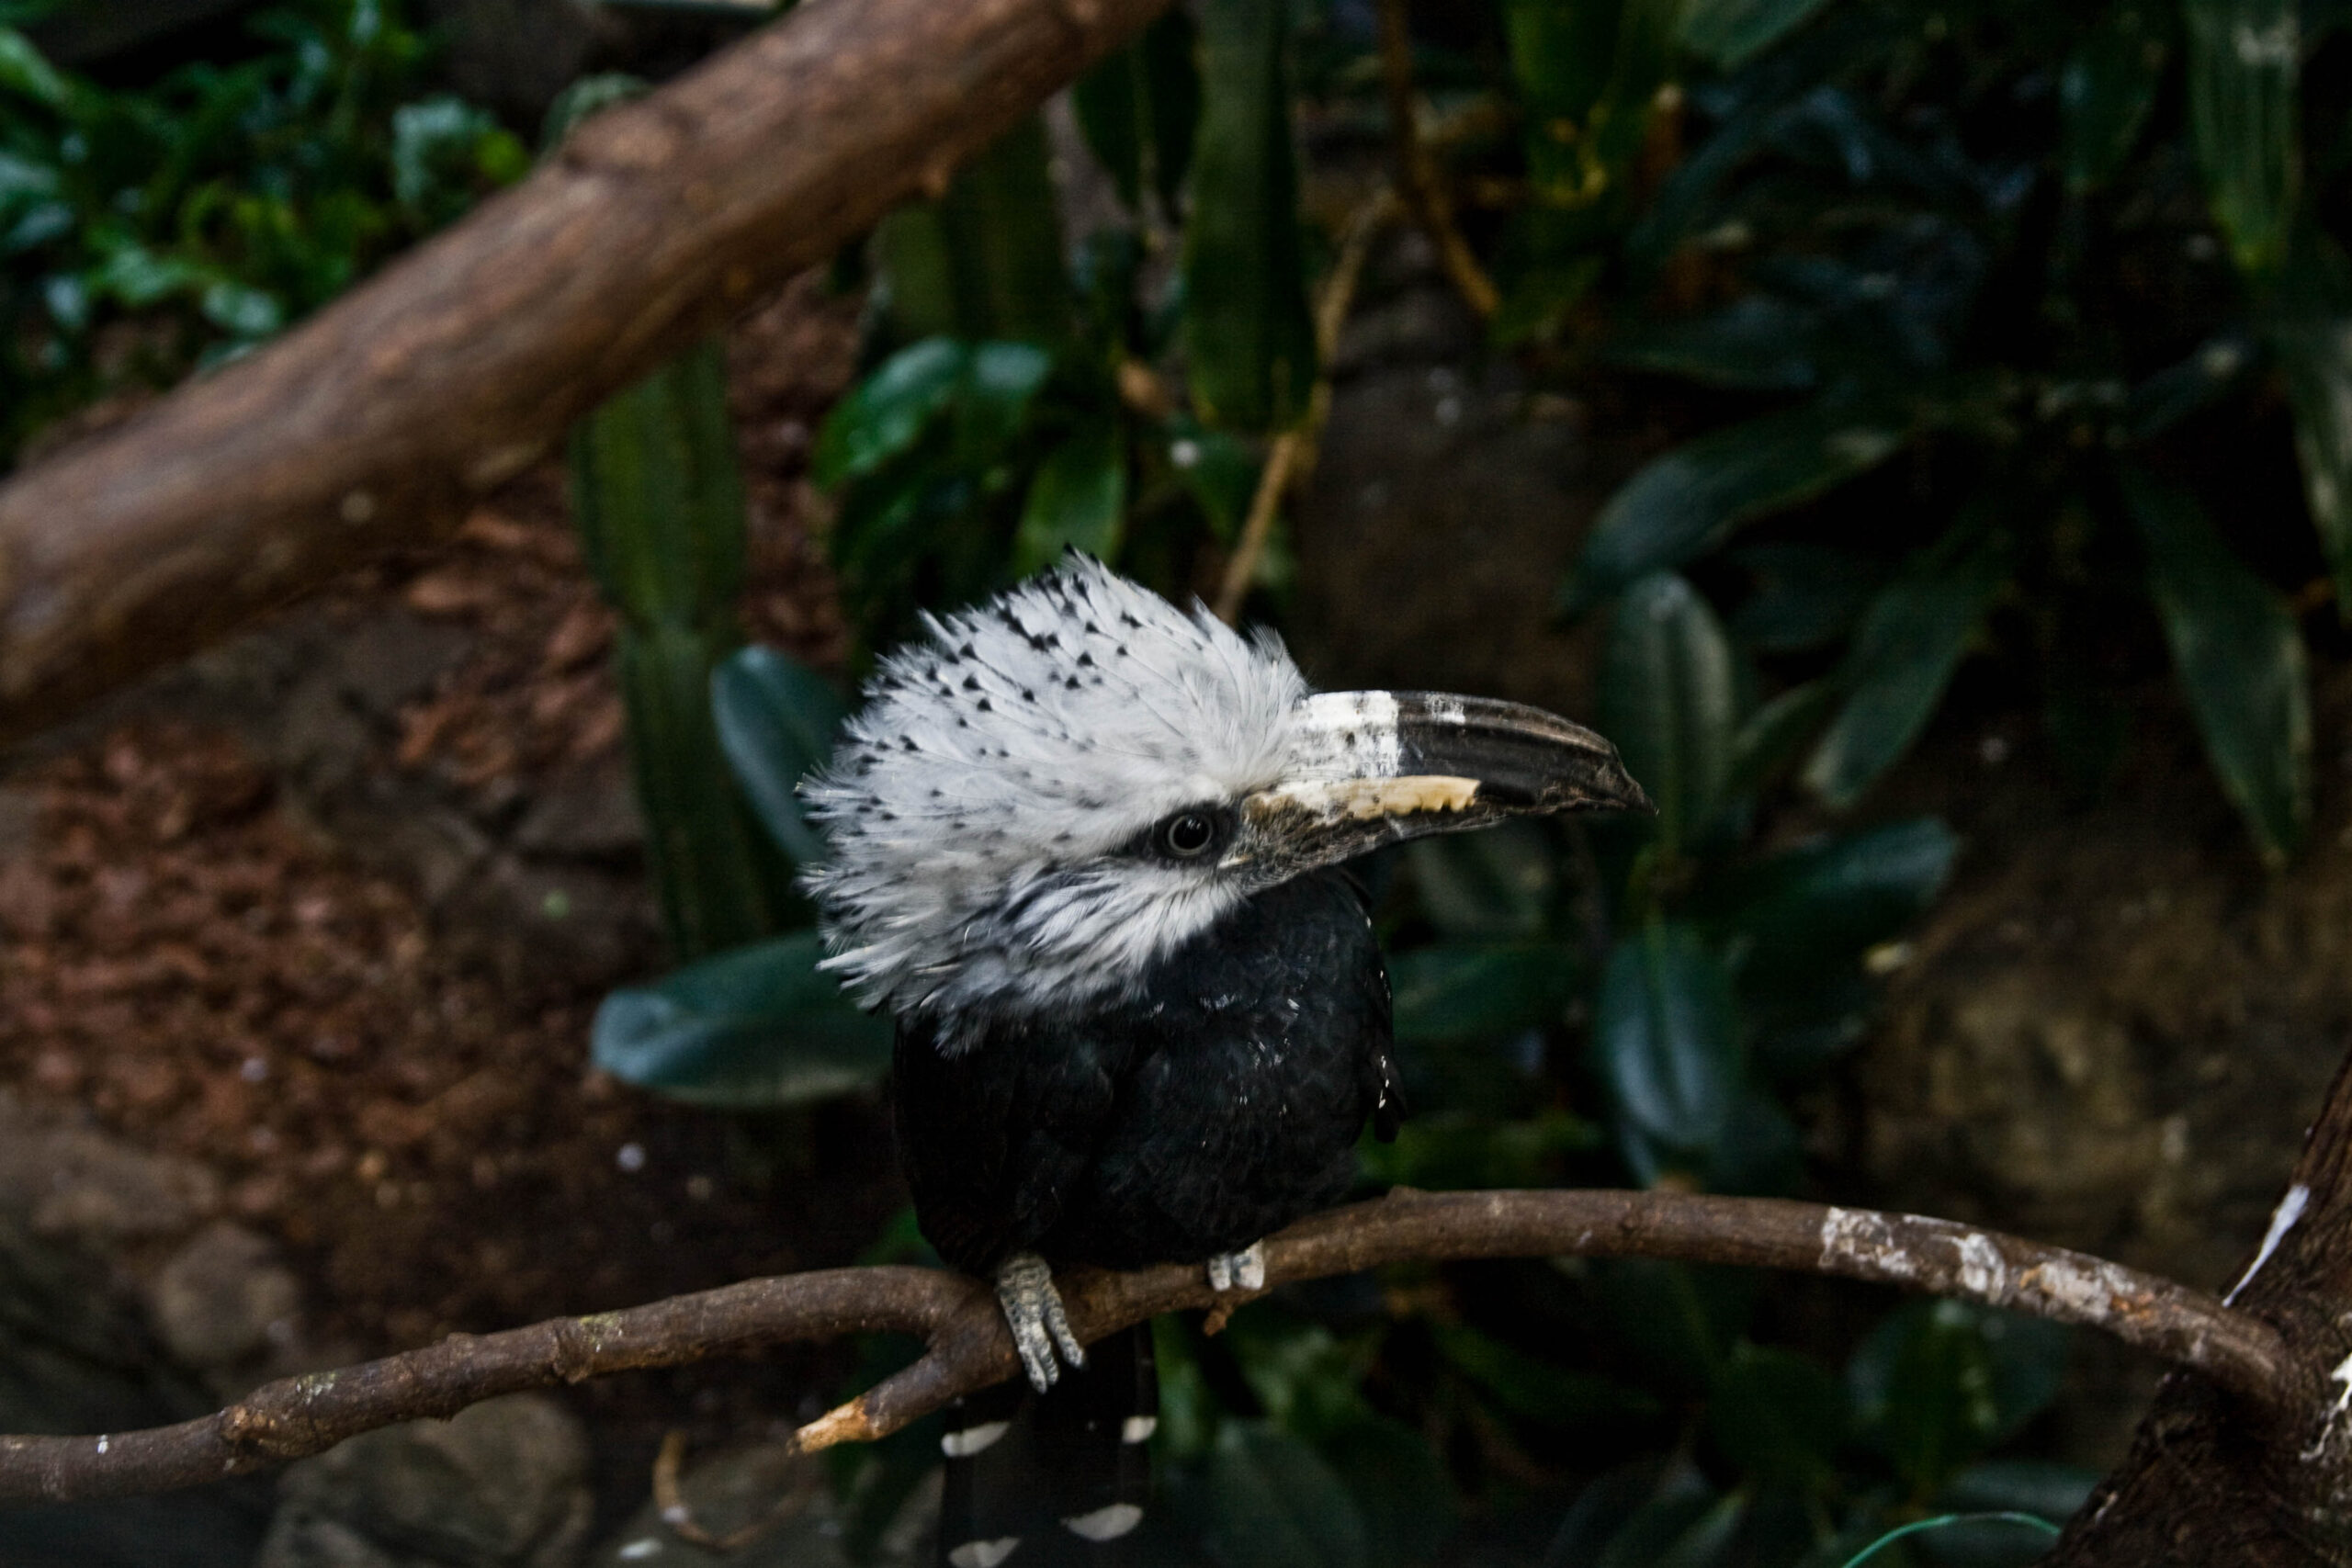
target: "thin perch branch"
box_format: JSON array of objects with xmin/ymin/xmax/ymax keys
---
[{"xmin": 0, "ymin": 1189, "xmax": 2290, "ymax": 1505}]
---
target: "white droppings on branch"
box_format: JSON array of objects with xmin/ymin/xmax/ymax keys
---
[
  {"xmin": 2303, "ymin": 1352, "xmax": 2352, "ymax": 1461},
  {"xmin": 2019, "ymin": 1254, "xmax": 2147, "ymax": 1325},
  {"xmin": 1955, "ymin": 1231, "xmax": 2010, "ymax": 1301},
  {"xmin": 2229, "ymin": 1183, "xmax": 2310, "ymax": 1304},
  {"xmin": 1819, "ymin": 1207, "xmax": 1926, "ymax": 1285}
]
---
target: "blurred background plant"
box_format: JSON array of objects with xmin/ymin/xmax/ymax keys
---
[
  {"xmin": 6, "ymin": 0, "xmax": 2346, "ymax": 1559},
  {"xmin": 0, "ymin": 0, "xmax": 525, "ymax": 461}
]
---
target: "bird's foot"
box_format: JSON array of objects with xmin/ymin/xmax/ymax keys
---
[
  {"xmin": 1204, "ymin": 1241, "xmax": 1267, "ymax": 1294},
  {"xmin": 994, "ymin": 1252, "xmax": 1086, "ymax": 1393}
]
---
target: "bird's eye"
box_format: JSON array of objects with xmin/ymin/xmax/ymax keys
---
[{"xmin": 1156, "ymin": 810, "xmax": 1221, "ymax": 860}]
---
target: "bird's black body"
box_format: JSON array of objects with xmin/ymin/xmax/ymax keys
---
[{"xmin": 894, "ymin": 868, "xmax": 1400, "ymax": 1278}]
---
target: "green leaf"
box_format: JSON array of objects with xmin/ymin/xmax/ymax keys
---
[
  {"xmin": 712, "ymin": 646, "xmax": 845, "ymax": 869},
  {"xmin": 1707, "ymin": 1346, "xmax": 1848, "ymax": 1492},
  {"xmin": 1705, "ymin": 819, "xmax": 1959, "ymax": 985},
  {"xmin": 2183, "ymin": 0, "xmax": 2300, "ymax": 275},
  {"xmin": 1199, "ymin": 1421, "xmax": 1369, "ymax": 1568},
  {"xmin": 2265, "ymin": 238, "xmax": 2352, "ymax": 614},
  {"xmin": 0, "ymin": 26, "xmax": 68, "ymax": 110},
  {"xmin": 1167, "ymin": 418, "xmax": 1265, "ymax": 540},
  {"xmin": 1073, "ymin": 44, "xmax": 1146, "ymax": 209},
  {"xmin": 2060, "ymin": 1, "xmax": 2169, "ymax": 192},
  {"xmin": 1561, "ymin": 396, "xmax": 1910, "ymax": 617},
  {"xmin": 592, "ymin": 932, "xmax": 891, "ymax": 1108},
  {"xmin": 1837, "ymin": 1514, "xmax": 2060, "ymax": 1568},
  {"xmin": 1072, "ymin": 13, "xmax": 1202, "ymax": 212},
  {"xmin": 1142, "ymin": 9, "xmax": 1204, "ymax": 210},
  {"xmin": 1802, "ymin": 538, "xmax": 2005, "ymax": 810},
  {"xmin": 942, "ymin": 115, "xmax": 1072, "ymax": 343},
  {"xmin": 1679, "ymin": 0, "xmax": 1836, "ymax": 71},
  {"xmin": 1182, "ymin": 0, "xmax": 1317, "ymax": 431},
  {"xmin": 1724, "ymin": 680, "xmax": 1834, "ymax": 801},
  {"xmin": 1732, "ymin": 544, "xmax": 1884, "ymax": 652},
  {"xmin": 1433, "ymin": 1324, "xmax": 1664, "ymax": 1428},
  {"xmin": 1849, "ymin": 1302, "xmax": 2071, "ymax": 1495},
  {"xmin": 1592, "ymin": 923, "xmax": 1743, "ymax": 1153},
  {"xmin": 2122, "ymin": 466, "xmax": 2312, "ymax": 863},
  {"xmin": 1936, "ymin": 1460, "xmax": 2098, "ymax": 1522},
  {"xmin": 1610, "ymin": 297, "xmax": 1824, "ymax": 393},
  {"xmin": 1390, "ymin": 942, "xmax": 1583, "ymax": 1043},
  {"xmin": 1597, "ymin": 1261, "xmax": 1755, "ymax": 1393},
  {"xmin": 812, "ymin": 339, "xmax": 967, "ymax": 488},
  {"xmin": 1600, "ymin": 574, "xmax": 1739, "ymax": 854},
  {"xmin": 1403, "ymin": 820, "xmax": 1554, "ymax": 940},
  {"xmin": 1014, "ymin": 419, "xmax": 1128, "ymax": 572},
  {"xmin": 1599, "ymin": 1491, "xmax": 1747, "ymax": 1568},
  {"xmin": 1322, "ymin": 1419, "xmax": 1459, "ymax": 1568},
  {"xmin": 952, "ymin": 340, "xmax": 1057, "ymax": 461}
]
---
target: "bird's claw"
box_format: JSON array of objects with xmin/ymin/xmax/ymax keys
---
[
  {"xmin": 1204, "ymin": 1241, "xmax": 1266, "ymax": 1294},
  {"xmin": 995, "ymin": 1252, "xmax": 1086, "ymax": 1393}
]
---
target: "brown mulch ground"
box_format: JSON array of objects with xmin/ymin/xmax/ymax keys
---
[{"xmin": 0, "ymin": 275, "xmax": 896, "ymax": 1427}]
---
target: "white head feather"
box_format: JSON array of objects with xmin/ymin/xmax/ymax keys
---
[{"xmin": 800, "ymin": 557, "xmax": 1309, "ymax": 1044}]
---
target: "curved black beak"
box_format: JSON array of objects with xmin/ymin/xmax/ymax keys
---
[{"xmin": 1226, "ymin": 691, "xmax": 1650, "ymax": 876}]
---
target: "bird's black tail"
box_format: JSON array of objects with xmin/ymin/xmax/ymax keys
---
[{"xmin": 936, "ymin": 1323, "xmax": 1158, "ymax": 1568}]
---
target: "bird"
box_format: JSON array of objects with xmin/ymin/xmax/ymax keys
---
[{"xmin": 801, "ymin": 556, "xmax": 1646, "ymax": 1567}]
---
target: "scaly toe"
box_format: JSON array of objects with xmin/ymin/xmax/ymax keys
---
[
  {"xmin": 994, "ymin": 1252, "xmax": 1078, "ymax": 1393},
  {"xmin": 1205, "ymin": 1241, "xmax": 1267, "ymax": 1294}
]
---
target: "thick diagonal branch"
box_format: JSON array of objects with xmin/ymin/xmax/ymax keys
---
[
  {"xmin": 0, "ymin": 1189, "xmax": 2287, "ymax": 1506},
  {"xmin": 0, "ymin": 0, "xmax": 1173, "ymax": 743}
]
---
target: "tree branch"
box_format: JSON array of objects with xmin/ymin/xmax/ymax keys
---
[
  {"xmin": 0, "ymin": 0, "xmax": 1173, "ymax": 744},
  {"xmin": 0, "ymin": 1189, "xmax": 2289, "ymax": 1506}
]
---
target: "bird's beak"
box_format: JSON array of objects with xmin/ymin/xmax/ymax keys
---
[{"xmin": 1228, "ymin": 692, "xmax": 1651, "ymax": 875}]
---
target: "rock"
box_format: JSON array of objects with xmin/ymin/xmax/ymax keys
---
[
  {"xmin": 335, "ymin": 613, "xmax": 477, "ymax": 723},
  {"xmin": 0, "ymin": 1090, "xmax": 220, "ymax": 1245},
  {"xmin": 514, "ymin": 755, "xmax": 645, "ymax": 861},
  {"xmin": 587, "ymin": 1443, "xmax": 879, "ymax": 1568},
  {"xmin": 147, "ymin": 1221, "xmax": 303, "ymax": 1372},
  {"xmin": 260, "ymin": 1394, "xmax": 594, "ymax": 1568}
]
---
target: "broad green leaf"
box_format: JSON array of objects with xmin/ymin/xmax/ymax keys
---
[
  {"xmin": 1679, "ymin": 0, "xmax": 1836, "ymax": 70},
  {"xmin": 1599, "ymin": 1491, "xmax": 1747, "ymax": 1568},
  {"xmin": 1599, "ymin": 574, "xmax": 1739, "ymax": 855},
  {"xmin": 2125, "ymin": 330, "xmax": 2259, "ymax": 440},
  {"xmin": 1072, "ymin": 43, "xmax": 1147, "ymax": 209},
  {"xmin": 1724, "ymin": 680, "xmax": 1834, "ymax": 800},
  {"xmin": 712, "ymin": 646, "xmax": 846, "ymax": 869},
  {"xmin": 1389, "ymin": 942, "xmax": 1583, "ymax": 1043},
  {"xmin": 812, "ymin": 339, "xmax": 966, "ymax": 488},
  {"xmin": 1199, "ymin": 1421, "xmax": 1369, "ymax": 1568},
  {"xmin": 1597, "ymin": 1260, "xmax": 1756, "ymax": 1394},
  {"xmin": 1166, "ymin": 417, "xmax": 1262, "ymax": 540},
  {"xmin": 593, "ymin": 932, "xmax": 890, "ymax": 1108},
  {"xmin": 940, "ymin": 115, "xmax": 1071, "ymax": 343},
  {"xmin": 2060, "ymin": 1, "xmax": 2169, "ymax": 192},
  {"xmin": 1703, "ymin": 819, "xmax": 1959, "ymax": 985},
  {"xmin": 1561, "ymin": 396, "xmax": 1910, "ymax": 616},
  {"xmin": 1610, "ymin": 297, "xmax": 1824, "ymax": 392},
  {"xmin": 1937, "ymin": 1460, "xmax": 2099, "ymax": 1522},
  {"xmin": 1183, "ymin": 0, "xmax": 1317, "ymax": 431},
  {"xmin": 1322, "ymin": 1419, "xmax": 1459, "ymax": 1568},
  {"xmin": 1498, "ymin": 0, "xmax": 1680, "ymax": 340},
  {"xmin": 1359, "ymin": 1107, "xmax": 1602, "ymax": 1190},
  {"xmin": 1013, "ymin": 419, "xmax": 1128, "ymax": 572},
  {"xmin": 951, "ymin": 339, "xmax": 1056, "ymax": 462},
  {"xmin": 0, "ymin": 27, "xmax": 68, "ymax": 110},
  {"xmin": 1849, "ymin": 1301, "xmax": 2071, "ymax": 1495},
  {"xmin": 1544, "ymin": 1462, "xmax": 1695, "ymax": 1568},
  {"xmin": 1707, "ymin": 1346, "xmax": 1848, "ymax": 1492},
  {"xmin": 1732, "ymin": 543, "xmax": 1885, "ymax": 652},
  {"xmin": 1227, "ymin": 1314, "xmax": 1374, "ymax": 1437},
  {"xmin": 1838, "ymin": 1515, "xmax": 2060, "ymax": 1568},
  {"xmin": 1433, "ymin": 1324, "xmax": 1664, "ymax": 1427},
  {"xmin": 1803, "ymin": 539, "xmax": 2005, "ymax": 810},
  {"xmin": 2123, "ymin": 466, "xmax": 2312, "ymax": 863},
  {"xmin": 1142, "ymin": 8, "xmax": 1204, "ymax": 210},
  {"xmin": 2183, "ymin": 0, "xmax": 2300, "ymax": 275},
  {"xmin": 2265, "ymin": 238, "xmax": 2352, "ymax": 614},
  {"xmin": 1073, "ymin": 9, "xmax": 1201, "ymax": 212},
  {"xmin": 1592, "ymin": 923, "xmax": 1744, "ymax": 1153},
  {"xmin": 1403, "ymin": 820, "xmax": 1554, "ymax": 940}
]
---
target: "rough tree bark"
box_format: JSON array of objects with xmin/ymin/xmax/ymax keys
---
[
  {"xmin": 0, "ymin": 0, "xmax": 1172, "ymax": 744},
  {"xmin": 2047, "ymin": 1050, "xmax": 2352, "ymax": 1564}
]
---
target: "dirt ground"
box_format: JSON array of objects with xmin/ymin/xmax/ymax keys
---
[{"xmin": 0, "ymin": 277, "xmax": 899, "ymax": 1506}]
